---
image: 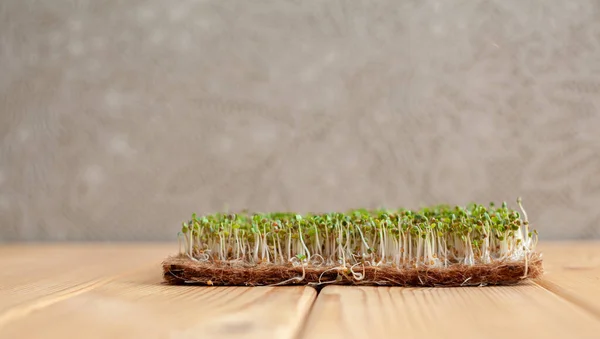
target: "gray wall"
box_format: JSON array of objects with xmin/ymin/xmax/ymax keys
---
[{"xmin": 1, "ymin": 0, "xmax": 600, "ymax": 242}]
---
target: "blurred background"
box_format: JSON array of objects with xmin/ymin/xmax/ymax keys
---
[{"xmin": 1, "ymin": 0, "xmax": 599, "ymax": 242}]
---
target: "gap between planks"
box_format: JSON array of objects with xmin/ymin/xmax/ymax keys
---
[
  {"xmin": 299, "ymin": 241, "xmax": 600, "ymax": 339},
  {"xmin": 0, "ymin": 261, "xmax": 317, "ymax": 339},
  {"xmin": 2, "ymin": 242, "xmax": 600, "ymax": 339}
]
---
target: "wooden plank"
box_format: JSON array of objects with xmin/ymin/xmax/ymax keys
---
[
  {"xmin": 535, "ymin": 241, "xmax": 600, "ymax": 317},
  {"xmin": 0, "ymin": 243, "xmax": 172, "ymax": 288},
  {"xmin": 0, "ymin": 265, "xmax": 317, "ymax": 339},
  {"xmin": 301, "ymin": 283, "xmax": 600, "ymax": 339},
  {"xmin": 0, "ymin": 243, "xmax": 174, "ymax": 325}
]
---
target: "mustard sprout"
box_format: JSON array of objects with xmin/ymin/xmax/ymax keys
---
[{"xmin": 176, "ymin": 199, "xmax": 539, "ymax": 269}]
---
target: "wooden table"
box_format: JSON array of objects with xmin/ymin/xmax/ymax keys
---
[{"xmin": 0, "ymin": 241, "xmax": 599, "ymax": 339}]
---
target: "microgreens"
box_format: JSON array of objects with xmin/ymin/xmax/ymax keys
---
[{"xmin": 176, "ymin": 198, "xmax": 539, "ymax": 269}]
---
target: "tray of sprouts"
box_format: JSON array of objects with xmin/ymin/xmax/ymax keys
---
[{"xmin": 162, "ymin": 198, "xmax": 542, "ymax": 287}]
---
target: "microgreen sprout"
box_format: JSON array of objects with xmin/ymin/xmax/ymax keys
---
[{"xmin": 176, "ymin": 199, "xmax": 539, "ymax": 270}]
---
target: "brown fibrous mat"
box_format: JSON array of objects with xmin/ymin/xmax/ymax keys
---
[{"xmin": 162, "ymin": 254, "xmax": 543, "ymax": 287}]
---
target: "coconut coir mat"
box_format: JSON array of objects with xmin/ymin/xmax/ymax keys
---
[
  {"xmin": 162, "ymin": 255, "xmax": 543, "ymax": 287},
  {"xmin": 162, "ymin": 199, "xmax": 543, "ymax": 287}
]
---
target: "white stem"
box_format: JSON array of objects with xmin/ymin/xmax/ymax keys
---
[
  {"xmin": 298, "ymin": 225, "xmax": 311, "ymax": 262},
  {"xmin": 235, "ymin": 229, "xmax": 240, "ymax": 260},
  {"xmin": 355, "ymin": 225, "xmax": 371, "ymax": 253},
  {"xmin": 378, "ymin": 226, "xmax": 385, "ymax": 266},
  {"xmin": 253, "ymin": 232, "xmax": 260, "ymax": 263},
  {"xmin": 314, "ymin": 224, "xmax": 322, "ymax": 256},
  {"xmin": 277, "ymin": 233, "xmax": 284, "ymax": 264},
  {"xmin": 287, "ymin": 232, "xmax": 292, "ymax": 261},
  {"xmin": 189, "ymin": 228, "xmax": 194, "ymax": 258}
]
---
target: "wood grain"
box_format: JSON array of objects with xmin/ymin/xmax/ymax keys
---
[
  {"xmin": 0, "ymin": 264, "xmax": 316, "ymax": 339},
  {"xmin": 0, "ymin": 243, "xmax": 173, "ymax": 326},
  {"xmin": 301, "ymin": 283, "xmax": 600, "ymax": 339},
  {"xmin": 535, "ymin": 241, "xmax": 600, "ymax": 317},
  {"xmin": 2, "ymin": 242, "xmax": 600, "ymax": 339}
]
